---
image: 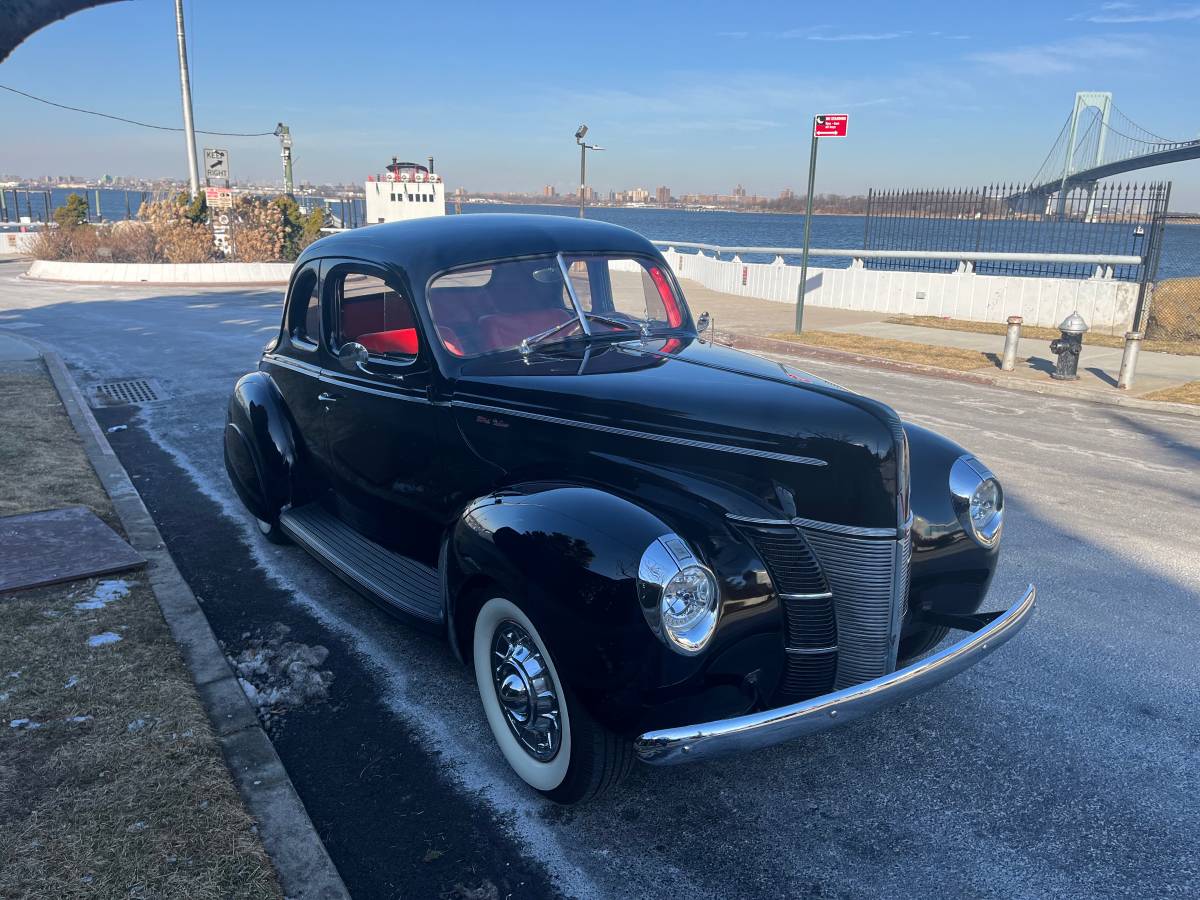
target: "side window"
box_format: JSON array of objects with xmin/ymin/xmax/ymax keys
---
[
  {"xmin": 287, "ymin": 266, "xmax": 321, "ymax": 348},
  {"xmin": 332, "ymin": 271, "xmax": 420, "ymax": 359}
]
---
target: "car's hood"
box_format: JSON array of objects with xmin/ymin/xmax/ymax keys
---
[{"xmin": 451, "ymin": 337, "xmax": 906, "ymax": 529}]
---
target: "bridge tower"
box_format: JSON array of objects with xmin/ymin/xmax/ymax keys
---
[{"xmin": 1059, "ymin": 91, "xmax": 1112, "ymax": 217}]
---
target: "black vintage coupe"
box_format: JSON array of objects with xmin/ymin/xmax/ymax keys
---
[{"xmin": 224, "ymin": 214, "xmax": 1035, "ymax": 803}]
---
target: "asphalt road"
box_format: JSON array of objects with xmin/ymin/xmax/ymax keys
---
[{"xmin": 2, "ymin": 259, "xmax": 1197, "ymax": 899}]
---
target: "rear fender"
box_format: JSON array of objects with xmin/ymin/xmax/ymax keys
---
[{"xmin": 223, "ymin": 372, "xmax": 298, "ymax": 522}]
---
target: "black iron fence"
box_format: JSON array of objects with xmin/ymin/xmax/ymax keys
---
[{"xmin": 862, "ymin": 181, "xmax": 1171, "ymax": 282}]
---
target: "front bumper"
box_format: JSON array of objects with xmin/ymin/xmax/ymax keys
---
[{"xmin": 634, "ymin": 583, "xmax": 1036, "ymax": 765}]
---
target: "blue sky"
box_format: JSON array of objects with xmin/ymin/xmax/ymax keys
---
[{"xmin": 2, "ymin": 0, "xmax": 1199, "ymax": 207}]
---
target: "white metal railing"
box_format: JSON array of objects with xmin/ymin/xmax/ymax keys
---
[{"xmin": 652, "ymin": 240, "xmax": 1142, "ymax": 279}]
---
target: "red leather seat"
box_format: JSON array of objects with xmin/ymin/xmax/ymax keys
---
[
  {"xmin": 478, "ymin": 308, "xmax": 574, "ymax": 353},
  {"xmin": 357, "ymin": 328, "xmax": 418, "ymax": 355}
]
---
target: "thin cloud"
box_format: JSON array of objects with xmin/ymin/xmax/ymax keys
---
[
  {"xmin": 1079, "ymin": 3, "xmax": 1200, "ymax": 22},
  {"xmin": 807, "ymin": 31, "xmax": 910, "ymax": 41},
  {"xmin": 970, "ymin": 36, "xmax": 1147, "ymax": 74},
  {"xmin": 717, "ymin": 30, "xmax": 748, "ymax": 38}
]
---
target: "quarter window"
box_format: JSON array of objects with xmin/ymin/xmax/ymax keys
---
[
  {"xmin": 288, "ymin": 266, "xmax": 321, "ymax": 346},
  {"xmin": 332, "ymin": 271, "xmax": 421, "ymax": 358}
]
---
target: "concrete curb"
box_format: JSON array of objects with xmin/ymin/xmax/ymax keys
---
[
  {"xmin": 723, "ymin": 330, "xmax": 1200, "ymax": 419},
  {"xmin": 38, "ymin": 346, "xmax": 349, "ymax": 900}
]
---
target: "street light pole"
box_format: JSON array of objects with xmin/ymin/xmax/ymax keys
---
[
  {"xmin": 579, "ymin": 140, "xmax": 587, "ymax": 218},
  {"xmin": 574, "ymin": 124, "xmax": 604, "ymax": 218},
  {"xmin": 173, "ymin": 0, "xmax": 201, "ymax": 199}
]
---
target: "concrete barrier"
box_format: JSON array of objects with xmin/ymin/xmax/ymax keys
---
[
  {"xmin": 23, "ymin": 259, "xmax": 293, "ymax": 285},
  {"xmin": 659, "ymin": 248, "xmax": 1139, "ymax": 336},
  {"xmin": 0, "ymin": 232, "xmax": 38, "ymax": 256}
]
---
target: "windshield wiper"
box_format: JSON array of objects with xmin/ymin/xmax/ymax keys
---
[{"xmin": 519, "ymin": 313, "xmax": 637, "ymax": 355}]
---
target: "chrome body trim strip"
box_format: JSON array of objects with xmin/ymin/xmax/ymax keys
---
[
  {"xmin": 724, "ymin": 513, "xmax": 791, "ymax": 526},
  {"xmin": 724, "ymin": 511, "xmax": 896, "ymax": 537},
  {"xmin": 780, "ymin": 592, "xmax": 833, "ymax": 601},
  {"xmin": 791, "ymin": 515, "xmax": 899, "ymax": 539},
  {"xmin": 634, "ymin": 584, "xmax": 1036, "ymax": 765},
  {"xmin": 450, "ymin": 401, "xmax": 827, "ymax": 467}
]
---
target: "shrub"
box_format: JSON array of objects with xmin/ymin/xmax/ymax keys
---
[
  {"xmin": 140, "ymin": 197, "xmax": 215, "ymax": 263},
  {"xmin": 53, "ymin": 193, "xmax": 89, "ymax": 228},
  {"xmin": 228, "ymin": 196, "xmax": 284, "ymax": 262}
]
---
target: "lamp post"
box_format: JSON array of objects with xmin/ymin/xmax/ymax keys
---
[{"xmin": 575, "ymin": 125, "xmax": 604, "ymax": 218}]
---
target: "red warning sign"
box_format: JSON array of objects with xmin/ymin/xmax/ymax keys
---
[{"xmin": 814, "ymin": 114, "xmax": 848, "ymax": 137}]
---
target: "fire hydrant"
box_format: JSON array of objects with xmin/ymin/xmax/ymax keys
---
[{"xmin": 1049, "ymin": 311, "xmax": 1089, "ymax": 381}]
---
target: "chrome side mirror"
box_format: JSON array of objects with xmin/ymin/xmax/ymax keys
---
[
  {"xmin": 696, "ymin": 311, "xmax": 711, "ymax": 334},
  {"xmin": 337, "ymin": 341, "xmax": 369, "ymax": 374}
]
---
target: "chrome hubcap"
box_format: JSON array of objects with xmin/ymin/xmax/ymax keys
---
[{"xmin": 491, "ymin": 620, "xmax": 561, "ymax": 762}]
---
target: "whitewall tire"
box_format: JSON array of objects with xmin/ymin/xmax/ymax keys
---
[
  {"xmin": 472, "ymin": 594, "xmax": 635, "ymax": 803},
  {"xmin": 473, "ymin": 597, "xmax": 572, "ymax": 792}
]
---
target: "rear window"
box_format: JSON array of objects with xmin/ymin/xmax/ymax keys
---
[{"xmin": 427, "ymin": 255, "xmax": 687, "ymax": 358}]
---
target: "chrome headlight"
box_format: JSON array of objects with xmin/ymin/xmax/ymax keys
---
[
  {"xmin": 950, "ymin": 456, "xmax": 1004, "ymax": 547},
  {"xmin": 637, "ymin": 534, "xmax": 720, "ymax": 655}
]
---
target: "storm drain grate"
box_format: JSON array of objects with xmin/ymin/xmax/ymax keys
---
[{"xmin": 92, "ymin": 378, "xmax": 164, "ymax": 407}]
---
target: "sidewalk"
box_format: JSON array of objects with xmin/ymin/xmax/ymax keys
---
[{"xmin": 679, "ymin": 278, "xmax": 1200, "ymax": 403}]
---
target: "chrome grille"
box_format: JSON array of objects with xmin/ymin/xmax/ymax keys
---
[
  {"xmin": 801, "ymin": 526, "xmax": 911, "ymax": 689},
  {"xmin": 738, "ymin": 525, "xmax": 837, "ymax": 701},
  {"xmin": 735, "ymin": 524, "xmax": 826, "ymax": 596}
]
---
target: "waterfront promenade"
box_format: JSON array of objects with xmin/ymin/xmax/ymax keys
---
[{"xmin": 680, "ymin": 277, "xmax": 1200, "ymax": 400}]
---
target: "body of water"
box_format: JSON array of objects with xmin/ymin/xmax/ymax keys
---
[{"xmin": 4, "ymin": 190, "xmax": 1195, "ymax": 280}]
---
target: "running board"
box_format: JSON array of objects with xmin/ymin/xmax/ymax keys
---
[{"xmin": 279, "ymin": 504, "xmax": 442, "ymax": 624}]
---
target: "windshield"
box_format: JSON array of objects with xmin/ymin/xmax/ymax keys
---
[{"xmin": 426, "ymin": 254, "xmax": 690, "ymax": 358}]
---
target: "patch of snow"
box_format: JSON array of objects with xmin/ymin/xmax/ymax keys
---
[
  {"xmin": 87, "ymin": 632, "xmax": 122, "ymax": 647},
  {"xmin": 0, "ymin": 692, "xmax": 9, "ymax": 703},
  {"xmin": 126, "ymin": 820, "xmax": 147, "ymax": 833},
  {"xmin": 229, "ymin": 624, "xmax": 333, "ymax": 721},
  {"xmin": 63, "ymin": 675, "xmax": 80, "ymax": 689},
  {"xmin": 67, "ymin": 715, "xmax": 94, "ymax": 724},
  {"xmin": 127, "ymin": 717, "xmax": 152, "ymax": 733},
  {"xmin": 6, "ymin": 671, "xmax": 20, "ymax": 679},
  {"xmin": 9, "ymin": 718, "xmax": 43, "ymax": 730},
  {"xmin": 106, "ymin": 424, "xmax": 128, "ymax": 433},
  {"xmin": 75, "ymin": 579, "xmax": 132, "ymax": 611}
]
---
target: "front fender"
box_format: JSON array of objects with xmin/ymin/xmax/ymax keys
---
[
  {"xmin": 904, "ymin": 423, "xmax": 999, "ymax": 622},
  {"xmin": 446, "ymin": 483, "xmax": 675, "ymax": 733},
  {"xmin": 223, "ymin": 371, "xmax": 297, "ymax": 522}
]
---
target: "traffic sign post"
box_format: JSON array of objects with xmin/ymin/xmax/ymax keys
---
[{"xmin": 796, "ymin": 114, "xmax": 847, "ymax": 332}]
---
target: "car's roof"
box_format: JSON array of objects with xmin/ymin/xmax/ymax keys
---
[{"xmin": 299, "ymin": 213, "xmax": 661, "ymax": 285}]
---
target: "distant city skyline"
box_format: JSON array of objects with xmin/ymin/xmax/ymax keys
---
[{"xmin": 1, "ymin": 1, "xmax": 1199, "ymax": 207}]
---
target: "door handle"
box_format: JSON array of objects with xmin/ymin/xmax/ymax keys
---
[{"xmin": 317, "ymin": 392, "xmax": 340, "ymax": 403}]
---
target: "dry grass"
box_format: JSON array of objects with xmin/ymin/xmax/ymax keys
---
[
  {"xmin": 0, "ymin": 368, "xmax": 281, "ymax": 899},
  {"xmin": 1141, "ymin": 381, "xmax": 1200, "ymax": 405},
  {"xmin": 888, "ymin": 314, "xmax": 1200, "ymax": 357},
  {"xmin": 767, "ymin": 330, "xmax": 1002, "ymax": 371}
]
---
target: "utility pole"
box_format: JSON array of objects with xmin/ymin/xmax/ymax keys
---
[
  {"xmin": 174, "ymin": 0, "xmax": 201, "ymax": 199},
  {"xmin": 274, "ymin": 123, "xmax": 294, "ymax": 197}
]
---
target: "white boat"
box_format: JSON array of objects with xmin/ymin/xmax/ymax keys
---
[{"xmin": 364, "ymin": 157, "xmax": 446, "ymax": 224}]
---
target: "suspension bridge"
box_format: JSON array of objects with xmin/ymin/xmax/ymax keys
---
[{"xmin": 1013, "ymin": 91, "xmax": 1200, "ymax": 212}]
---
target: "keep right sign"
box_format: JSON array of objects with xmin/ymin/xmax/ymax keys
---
[{"xmin": 814, "ymin": 114, "xmax": 848, "ymax": 137}]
